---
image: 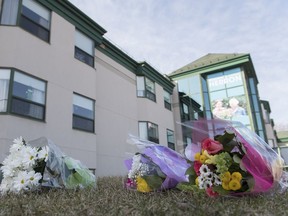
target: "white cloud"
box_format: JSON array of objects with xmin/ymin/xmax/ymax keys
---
[{"xmin": 69, "ymin": 0, "xmax": 288, "ymax": 129}]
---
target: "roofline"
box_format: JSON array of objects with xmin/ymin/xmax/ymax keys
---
[
  {"xmin": 169, "ymin": 54, "xmax": 259, "ymax": 84},
  {"xmin": 38, "ymin": 0, "xmax": 175, "ymax": 93},
  {"xmin": 136, "ymin": 62, "xmax": 175, "ymax": 93},
  {"xmin": 38, "ymin": 0, "xmax": 107, "ymax": 45}
]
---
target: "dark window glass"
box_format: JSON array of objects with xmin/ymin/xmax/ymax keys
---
[
  {"xmin": 11, "ymin": 71, "xmax": 46, "ymax": 120},
  {"xmin": 19, "ymin": 14, "xmax": 49, "ymax": 41},
  {"xmin": 74, "ymin": 47, "xmax": 94, "ymax": 67},
  {"xmin": 167, "ymin": 129, "xmax": 175, "ymax": 150},
  {"xmin": 21, "ymin": 5, "xmax": 49, "ymax": 29},
  {"xmin": 146, "ymin": 90, "xmax": 156, "ymax": 102},
  {"xmin": 168, "ymin": 142, "xmax": 175, "ymax": 150},
  {"xmin": 73, "ymin": 94, "xmax": 94, "ymax": 133},
  {"xmin": 147, "ymin": 122, "xmax": 159, "ymax": 144},
  {"xmin": 19, "ymin": 1, "xmax": 50, "ymax": 42},
  {"xmin": 73, "ymin": 115, "xmax": 94, "ymax": 132},
  {"xmin": 164, "ymin": 101, "xmax": 171, "ymax": 110},
  {"xmin": 11, "ymin": 97, "xmax": 45, "ymax": 120}
]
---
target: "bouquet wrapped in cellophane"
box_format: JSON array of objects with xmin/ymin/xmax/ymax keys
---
[
  {"xmin": 178, "ymin": 119, "xmax": 288, "ymax": 197},
  {"xmin": 0, "ymin": 137, "xmax": 96, "ymax": 194},
  {"xmin": 124, "ymin": 135, "xmax": 190, "ymax": 192}
]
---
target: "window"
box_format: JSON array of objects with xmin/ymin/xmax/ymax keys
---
[
  {"xmin": 75, "ymin": 29, "xmax": 94, "ymax": 67},
  {"xmin": 185, "ymin": 136, "xmax": 192, "ymax": 149},
  {"xmin": 0, "ymin": 68, "xmax": 46, "ymax": 120},
  {"xmin": 181, "ymin": 103, "xmax": 190, "ymax": 121},
  {"xmin": 167, "ymin": 129, "xmax": 175, "ymax": 150},
  {"xmin": 139, "ymin": 121, "xmax": 159, "ymax": 143},
  {"xmin": 136, "ymin": 76, "xmax": 156, "ymax": 102},
  {"xmin": 0, "ymin": 0, "xmax": 51, "ymax": 41},
  {"xmin": 11, "ymin": 71, "xmax": 46, "ymax": 120},
  {"xmin": 73, "ymin": 93, "xmax": 95, "ymax": 132},
  {"xmin": 0, "ymin": 0, "xmax": 19, "ymax": 25},
  {"xmin": 0, "ymin": 69, "xmax": 10, "ymax": 112},
  {"xmin": 164, "ymin": 90, "xmax": 171, "ymax": 110},
  {"xmin": 19, "ymin": 0, "xmax": 51, "ymax": 42}
]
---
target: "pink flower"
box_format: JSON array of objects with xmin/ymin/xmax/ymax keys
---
[
  {"xmin": 125, "ymin": 178, "xmax": 136, "ymax": 189},
  {"xmin": 202, "ymin": 138, "xmax": 223, "ymax": 155},
  {"xmin": 206, "ymin": 187, "xmax": 219, "ymax": 197},
  {"xmin": 193, "ymin": 160, "xmax": 202, "ymax": 176}
]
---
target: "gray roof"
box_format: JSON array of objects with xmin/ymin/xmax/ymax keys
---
[{"xmin": 169, "ymin": 53, "xmax": 248, "ymax": 76}]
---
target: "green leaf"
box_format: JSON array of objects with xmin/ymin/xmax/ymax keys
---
[
  {"xmin": 222, "ymin": 140, "xmax": 238, "ymax": 152},
  {"xmin": 65, "ymin": 168, "xmax": 96, "ymax": 189},
  {"xmin": 185, "ymin": 166, "xmax": 196, "ymax": 176},
  {"xmin": 142, "ymin": 175, "xmax": 163, "ymax": 189},
  {"xmin": 212, "ymin": 186, "xmax": 230, "ymax": 195},
  {"xmin": 176, "ymin": 182, "xmax": 199, "ymax": 192},
  {"xmin": 246, "ymin": 177, "xmax": 255, "ymax": 192},
  {"xmin": 216, "ymin": 131, "xmax": 235, "ymax": 146},
  {"xmin": 188, "ymin": 175, "xmax": 197, "ymax": 185},
  {"xmin": 185, "ymin": 166, "xmax": 197, "ymax": 184}
]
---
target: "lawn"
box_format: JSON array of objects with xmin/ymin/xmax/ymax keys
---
[{"xmin": 0, "ymin": 176, "xmax": 287, "ymax": 215}]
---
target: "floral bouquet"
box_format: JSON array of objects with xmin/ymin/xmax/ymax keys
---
[
  {"xmin": 0, "ymin": 137, "xmax": 49, "ymax": 194},
  {"xmin": 124, "ymin": 135, "xmax": 190, "ymax": 192},
  {"xmin": 0, "ymin": 136, "xmax": 96, "ymax": 194},
  {"xmin": 177, "ymin": 119, "xmax": 287, "ymax": 197}
]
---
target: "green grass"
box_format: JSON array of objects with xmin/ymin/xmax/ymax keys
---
[{"xmin": 0, "ymin": 176, "xmax": 288, "ymax": 215}]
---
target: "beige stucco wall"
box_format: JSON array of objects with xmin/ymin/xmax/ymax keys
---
[
  {"xmin": 94, "ymin": 50, "xmax": 176, "ymax": 176},
  {"xmin": 0, "ymin": 11, "xmax": 177, "ymax": 177},
  {"xmin": 0, "ymin": 13, "xmax": 97, "ymax": 169}
]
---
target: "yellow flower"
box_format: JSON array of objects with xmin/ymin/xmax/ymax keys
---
[
  {"xmin": 199, "ymin": 155, "xmax": 207, "ymax": 164},
  {"xmin": 194, "ymin": 152, "xmax": 201, "ymax": 161},
  {"xmin": 229, "ymin": 179, "xmax": 241, "ymax": 191},
  {"xmin": 222, "ymin": 181, "xmax": 230, "ymax": 190},
  {"xmin": 221, "ymin": 171, "xmax": 231, "ymax": 183},
  {"xmin": 195, "ymin": 177, "xmax": 199, "ymax": 186},
  {"xmin": 136, "ymin": 176, "xmax": 152, "ymax": 192},
  {"xmin": 231, "ymin": 172, "xmax": 242, "ymax": 182},
  {"xmin": 201, "ymin": 150, "xmax": 216, "ymax": 164}
]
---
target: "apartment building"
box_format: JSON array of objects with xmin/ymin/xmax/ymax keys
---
[
  {"xmin": 0, "ymin": 0, "xmax": 277, "ymax": 177},
  {"xmin": 169, "ymin": 53, "xmax": 275, "ymax": 146},
  {"xmin": 0, "ymin": 0, "xmax": 176, "ymax": 176}
]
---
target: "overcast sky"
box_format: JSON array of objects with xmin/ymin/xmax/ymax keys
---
[{"xmin": 70, "ymin": 0, "xmax": 288, "ymax": 130}]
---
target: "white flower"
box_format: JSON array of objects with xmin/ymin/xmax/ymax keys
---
[
  {"xmin": 199, "ymin": 164, "xmax": 210, "ymax": 175},
  {"xmin": 213, "ymin": 174, "xmax": 222, "ymax": 186},
  {"xmin": 128, "ymin": 154, "xmax": 141, "ymax": 179},
  {"xmin": 0, "ymin": 136, "xmax": 47, "ymax": 194},
  {"xmin": 199, "ymin": 181, "xmax": 204, "ymax": 189},
  {"xmin": 0, "ymin": 178, "xmax": 13, "ymax": 194},
  {"xmin": 203, "ymin": 179, "xmax": 213, "ymax": 189},
  {"xmin": 1, "ymin": 163, "xmax": 16, "ymax": 178},
  {"xmin": 13, "ymin": 136, "xmax": 25, "ymax": 146},
  {"xmin": 21, "ymin": 146, "xmax": 38, "ymax": 169},
  {"xmin": 2, "ymin": 154, "xmax": 23, "ymax": 175},
  {"xmin": 198, "ymin": 178, "xmax": 212, "ymax": 189},
  {"xmin": 27, "ymin": 170, "xmax": 42, "ymax": 187},
  {"xmin": 37, "ymin": 146, "xmax": 49, "ymax": 162},
  {"xmin": 139, "ymin": 163, "xmax": 149, "ymax": 176},
  {"xmin": 12, "ymin": 171, "xmax": 30, "ymax": 193},
  {"xmin": 10, "ymin": 137, "xmax": 25, "ymax": 153}
]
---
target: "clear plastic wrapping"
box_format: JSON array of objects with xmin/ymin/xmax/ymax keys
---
[
  {"xmin": 124, "ymin": 120, "xmax": 288, "ymax": 196},
  {"xmin": 124, "ymin": 135, "xmax": 190, "ymax": 192},
  {"xmin": 30, "ymin": 137, "xmax": 96, "ymax": 189},
  {"xmin": 0, "ymin": 137, "xmax": 96, "ymax": 194},
  {"xmin": 179, "ymin": 119, "xmax": 287, "ymax": 196}
]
